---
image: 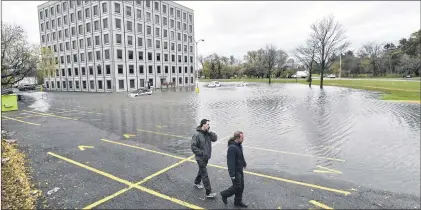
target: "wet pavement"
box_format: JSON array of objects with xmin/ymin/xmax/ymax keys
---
[{"xmin": 1, "ymin": 82, "xmax": 420, "ymax": 209}]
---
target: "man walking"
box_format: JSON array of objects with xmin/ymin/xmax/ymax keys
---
[
  {"xmin": 191, "ymin": 119, "xmax": 218, "ymax": 198},
  {"xmin": 220, "ymin": 131, "xmax": 248, "ymax": 207}
]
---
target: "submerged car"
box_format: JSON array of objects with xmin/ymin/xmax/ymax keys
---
[
  {"xmin": 236, "ymin": 81, "xmax": 248, "ymax": 87},
  {"xmin": 208, "ymin": 81, "xmax": 221, "ymax": 88},
  {"xmin": 128, "ymin": 88, "xmax": 152, "ymax": 97}
]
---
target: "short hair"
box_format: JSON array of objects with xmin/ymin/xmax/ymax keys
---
[{"xmin": 199, "ymin": 119, "xmax": 209, "ymax": 127}]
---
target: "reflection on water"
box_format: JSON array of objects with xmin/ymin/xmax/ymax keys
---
[{"xmin": 41, "ymin": 82, "xmax": 420, "ymax": 196}]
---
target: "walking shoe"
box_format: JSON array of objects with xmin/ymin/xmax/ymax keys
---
[
  {"xmin": 234, "ymin": 202, "xmax": 248, "ymax": 208},
  {"xmin": 206, "ymin": 192, "xmax": 217, "ymax": 198},
  {"xmin": 220, "ymin": 193, "xmax": 227, "ymax": 204},
  {"xmin": 194, "ymin": 183, "xmax": 203, "ymax": 189}
]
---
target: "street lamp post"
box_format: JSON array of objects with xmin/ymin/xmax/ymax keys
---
[{"xmin": 195, "ymin": 39, "xmax": 204, "ymax": 93}]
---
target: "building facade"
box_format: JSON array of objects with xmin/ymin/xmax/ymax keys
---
[{"xmin": 38, "ymin": 0, "xmax": 196, "ymax": 92}]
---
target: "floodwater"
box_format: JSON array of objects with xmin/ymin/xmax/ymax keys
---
[{"xmin": 32, "ymin": 82, "xmax": 420, "ymax": 197}]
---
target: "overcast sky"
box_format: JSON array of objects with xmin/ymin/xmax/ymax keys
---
[{"xmin": 2, "ymin": 1, "xmax": 420, "ymax": 59}]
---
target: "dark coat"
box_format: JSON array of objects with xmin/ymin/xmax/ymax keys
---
[
  {"xmin": 227, "ymin": 139, "xmax": 247, "ymax": 177},
  {"xmin": 191, "ymin": 126, "xmax": 218, "ymax": 161}
]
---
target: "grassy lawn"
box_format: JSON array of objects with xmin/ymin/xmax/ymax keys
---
[{"xmin": 201, "ymin": 78, "xmax": 420, "ymax": 102}]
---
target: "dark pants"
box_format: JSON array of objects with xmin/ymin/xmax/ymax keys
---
[
  {"xmin": 220, "ymin": 171, "xmax": 244, "ymax": 203},
  {"xmin": 194, "ymin": 159, "xmax": 212, "ymax": 194}
]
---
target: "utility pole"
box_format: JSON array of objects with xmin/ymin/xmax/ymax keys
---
[
  {"xmin": 339, "ymin": 52, "xmax": 342, "ymax": 79},
  {"xmin": 195, "ymin": 39, "xmax": 204, "ymax": 93}
]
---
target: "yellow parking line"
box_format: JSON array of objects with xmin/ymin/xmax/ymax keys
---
[
  {"xmin": 102, "ymin": 139, "xmax": 351, "ymax": 196},
  {"xmin": 136, "ymin": 128, "xmax": 345, "ymax": 162},
  {"xmin": 86, "ymin": 135, "xmax": 233, "ymax": 208},
  {"xmin": 24, "ymin": 110, "xmax": 78, "ymax": 120},
  {"xmin": 137, "ymin": 129, "xmax": 186, "ymax": 138},
  {"xmin": 47, "ymin": 152, "xmax": 203, "ymax": 209},
  {"xmin": 83, "ymin": 155, "xmax": 195, "ymax": 209},
  {"xmin": 2, "ymin": 116, "xmax": 41, "ymax": 126},
  {"xmin": 309, "ymin": 200, "xmax": 334, "ymax": 209},
  {"xmin": 101, "ymin": 139, "xmax": 185, "ymax": 160}
]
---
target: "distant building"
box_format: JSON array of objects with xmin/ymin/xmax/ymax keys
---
[{"xmin": 38, "ymin": 0, "xmax": 196, "ymax": 92}]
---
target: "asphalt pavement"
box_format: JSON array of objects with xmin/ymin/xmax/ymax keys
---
[{"xmin": 1, "ymin": 93, "xmax": 420, "ymax": 209}]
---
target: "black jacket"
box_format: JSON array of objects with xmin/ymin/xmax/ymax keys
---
[
  {"xmin": 227, "ymin": 139, "xmax": 247, "ymax": 177},
  {"xmin": 191, "ymin": 126, "xmax": 218, "ymax": 161}
]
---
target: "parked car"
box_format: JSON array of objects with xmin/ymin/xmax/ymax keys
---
[
  {"xmin": 128, "ymin": 88, "xmax": 152, "ymax": 97},
  {"xmin": 17, "ymin": 84, "xmax": 36, "ymax": 91},
  {"xmin": 327, "ymin": 74, "xmax": 336, "ymax": 78}
]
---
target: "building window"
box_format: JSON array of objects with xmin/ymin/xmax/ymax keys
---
[
  {"xmin": 137, "ymin": 37, "xmax": 143, "ymax": 47},
  {"xmin": 127, "ymin": 21, "xmax": 133, "ymax": 31},
  {"xmin": 117, "ymin": 50, "xmax": 123, "ymax": 59},
  {"xmin": 119, "ymin": 80, "xmax": 124, "ymax": 90},
  {"xmin": 103, "ymin": 18, "xmax": 108, "ymax": 29},
  {"xmin": 96, "ymin": 65, "xmax": 102, "ymax": 75},
  {"xmin": 105, "ymin": 49, "xmax": 110, "ymax": 60},
  {"xmin": 104, "ymin": 34, "xmax": 109, "ymax": 44},
  {"xmin": 129, "ymin": 79, "xmax": 135, "ymax": 89},
  {"xmin": 116, "ymin": 34, "xmax": 122, "ymax": 44},
  {"xmin": 139, "ymin": 65, "xmax": 144, "ymax": 74},
  {"xmin": 147, "ymin": 39, "xmax": 152, "ymax": 48},
  {"xmin": 94, "ymin": 5, "xmax": 98, "ymax": 16},
  {"xmin": 102, "ymin": 2, "xmax": 108, "ymax": 13},
  {"xmin": 126, "ymin": 6, "xmax": 132, "ymax": 16},
  {"xmin": 118, "ymin": 65, "xmax": 123, "ymax": 74},
  {"xmin": 115, "ymin": 18, "xmax": 122, "ymax": 30},
  {"xmin": 98, "ymin": 80, "xmax": 103, "ymax": 89},
  {"xmin": 115, "ymin": 3, "xmax": 121, "ymax": 14},
  {"xmin": 90, "ymin": 80, "xmax": 95, "ymax": 90},
  {"xmin": 128, "ymin": 50, "xmax": 134, "ymax": 60},
  {"xmin": 106, "ymin": 65, "xmax": 111, "ymax": 74},
  {"xmin": 129, "ymin": 65, "xmax": 134, "ymax": 74},
  {"xmin": 138, "ymin": 51, "xmax": 144, "ymax": 60},
  {"xmin": 136, "ymin": 9, "xmax": 142, "ymax": 19},
  {"xmin": 89, "ymin": 66, "xmax": 94, "ymax": 75},
  {"xmin": 126, "ymin": 36, "xmax": 133, "ymax": 46},
  {"xmin": 96, "ymin": 51, "xmax": 101, "ymax": 61},
  {"xmin": 137, "ymin": 23, "xmax": 143, "ymax": 34},
  {"xmin": 106, "ymin": 80, "xmax": 112, "ymax": 90}
]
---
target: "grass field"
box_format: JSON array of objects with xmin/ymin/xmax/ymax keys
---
[{"xmin": 201, "ymin": 78, "xmax": 421, "ymax": 102}]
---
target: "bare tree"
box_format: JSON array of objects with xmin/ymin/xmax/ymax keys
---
[
  {"xmin": 310, "ymin": 15, "xmax": 350, "ymax": 88},
  {"xmin": 294, "ymin": 37, "xmax": 317, "ymax": 87},
  {"xmin": 358, "ymin": 42, "xmax": 384, "ymax": 76},
  {"xmin": 1, "ymin": 22, "xmax": 38, "ymax": 87},
  {"xmin": 264, "ymin": 44, "xmax": 278, "ymax": 84},
  {"xmin": 275, "ymin": 50, "xmax": 289, "ymax": 77}
]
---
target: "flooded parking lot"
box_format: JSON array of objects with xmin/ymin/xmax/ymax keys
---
[{"xmin": 2, "ymin": 82, "xmax": 420, "ymax": 208}]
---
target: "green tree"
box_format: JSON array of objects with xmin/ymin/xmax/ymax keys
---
[{"xmin": 37, "ymin": 47, "xmax": 57, "ymax": 86}]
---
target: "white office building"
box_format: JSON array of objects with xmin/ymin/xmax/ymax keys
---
[{"xmin": 38, "ymin": 0, "xmax": 196, "ymax": 92}]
